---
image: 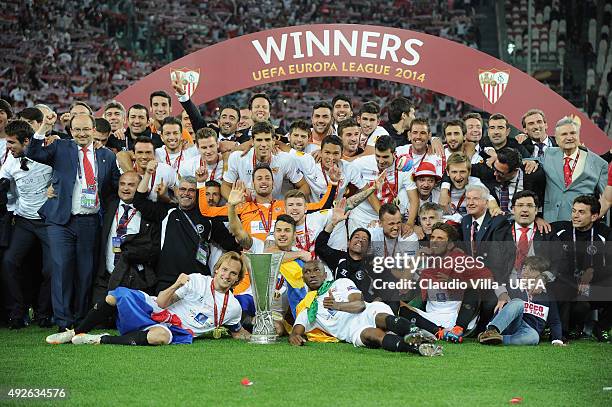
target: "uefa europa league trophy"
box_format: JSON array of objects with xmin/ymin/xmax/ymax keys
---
[{"xmin": 245, "ymin": 252, "xmax": 285, "ymax": 344}]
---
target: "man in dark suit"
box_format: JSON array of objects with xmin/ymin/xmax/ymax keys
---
[
  {"xmin": 487, "ymin": 190, "xmax": 566, "ymax": 313},
  {"xmin": 27, "ymin": 111, "xmax": 120, "ymax": 332},
  {"xmin": 518, "ymin": 109, "xmax": 557, "ymax": 158},
  {"xmin": 477, "ymin": 147, "xmax": 546, "ymax": 213},
  {"xmin": 92, "ymin": 171, "xmax": 159, "ymax": 305},
  {"xmin": 459, "ymin": 184, "xmax": 507, "ymax": 333},
  {"xmin": 460, "ymin": 184, "xmax": 507, "ymax": 257}
]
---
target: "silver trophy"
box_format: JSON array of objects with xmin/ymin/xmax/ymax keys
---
[{"xmin": 245, "ymin": 252, "xmax": 284, "ymax": 344}]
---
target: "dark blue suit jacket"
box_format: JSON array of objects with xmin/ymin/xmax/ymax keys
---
[
  {"xmin": 26, "ymin": 137, "xmax": 120, "ymax": 225},
  {"xmin": 460, "ymin": 212, "xmax": 508, "ymax": 255}
]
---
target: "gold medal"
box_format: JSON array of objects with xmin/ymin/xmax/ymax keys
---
[
  {"xmin": 213, "ymin": 327, "xmax": 222, "ymax": 339},
  {"xmin": 211, "ymin": 280, "xmax": 229, "ymax": 340}
]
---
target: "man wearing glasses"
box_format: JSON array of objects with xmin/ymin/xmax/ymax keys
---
[
  {"xmin": 487, "ymin": 190, "xmax": 564, "ymax": 315},
  {"xmin": 479, "ymin": 147, "xmax": 546, "ymax": 214},
  {"xmin": 26, "ymin": 111, "xmax": 120, "ymax": 333},
  {"xmin": 132, "ymin": 169, "xmax": 246, "ymax": 293}
]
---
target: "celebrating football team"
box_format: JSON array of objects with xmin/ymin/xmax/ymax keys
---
[{"xmin": 0, "ymin": 72, "xmax": 611, "ymax": 357}]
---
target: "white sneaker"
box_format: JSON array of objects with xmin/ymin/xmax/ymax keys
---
[
  {"xmin": 71, "ymin": 333, "xmax": 108, "ymax": 345},
  {"xmin": 46, "ymin": 329, "xmax": 75, "ymax": 344},
  {"xmin": 418, "ymin": 343, "xmax": 444, "ymax": 357}
]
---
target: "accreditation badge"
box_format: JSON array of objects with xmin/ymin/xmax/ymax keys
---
[
  {"xmin": 112, "ymin": 236, "xmax": 123, "ymax": 253},
  {"xmin": 80, "ymin": 185, "xmax": 97, "ymax": 209},
  {"xmin": 196, "ymin": 243, "xmax": 209, "ymax": 265}
]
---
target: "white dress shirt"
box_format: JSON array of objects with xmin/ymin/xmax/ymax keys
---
[
  {"xmin": 105, "ymin": 201, "xmax": 142, "ymax": 273},
  {"xmin": 71, "ymin": 143, "xmax": 99, "ymax": 215},
  {"xmin": 495, "ymin": 170, "xmax": 524, "ymax": 211},
  {"xmin": 513, "ymin": 222, "xmax": 535, "ymax": 256},
  {"xmin": 563, "ymin": 148, "xmax": 586, "ymax": 184},
  {"xmin": 531, "ymin": 136, "xmax": 554, "ymax": 158},
  {"xmin": 0, "ymin": 154, "xmax": 52, "ymax": 219},
  {"xmin": 0, "ymin": 139, "xmax": 8, "ymax": 167}
]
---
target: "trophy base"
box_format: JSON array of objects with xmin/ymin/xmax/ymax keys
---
[{"xmin": 249, "ymin": 334, "xmax": 278, "ymax": 344}]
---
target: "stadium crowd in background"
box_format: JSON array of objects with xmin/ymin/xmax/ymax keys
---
[{"xmin": 0, "ymin": 0, "xmax": 482, "ymax": 136}]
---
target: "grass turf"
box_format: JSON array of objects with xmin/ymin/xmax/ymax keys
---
[{"xmin": 0, "ymin": 327, "xmax": 611, "ymax": 406}]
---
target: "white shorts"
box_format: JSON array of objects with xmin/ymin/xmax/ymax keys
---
[{"xmin": 347, "ymin": 302, "xmax": 393, "ymax": 347}]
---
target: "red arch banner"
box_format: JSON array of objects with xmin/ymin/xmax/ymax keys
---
[{"xmin": 112, "ymin": 24, "xmax": 611, "ymax": 153}]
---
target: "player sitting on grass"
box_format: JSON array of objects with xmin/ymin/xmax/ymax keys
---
[
  {"xmin": 478, "ymin": 256, "xmax": 565, "ymax": 346},
  {"xmin": 400, "ymin": 222, "xmax": 493, "ymax": 343},
  {"xmin": 45, "ymin": 252, "xmax": 251, "ymax": 346},
  {"xmin": 288, "ymin": 260, "xmax": 443, "ymax": 356}
]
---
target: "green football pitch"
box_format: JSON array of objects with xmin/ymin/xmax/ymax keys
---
[{"xmin": 1, "ymin": 327, "xmax": 611, "ymax": 406}]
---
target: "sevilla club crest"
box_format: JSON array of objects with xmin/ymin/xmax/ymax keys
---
[
  {"xmin": 170, "ymin": 68, "xmax": 201, "ymax": 99},
  {"xmin": 478, "ymin": 69, "xmax": 510, "ymax": 104}
]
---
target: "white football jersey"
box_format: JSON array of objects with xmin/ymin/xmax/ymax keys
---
[
  {"xmin": 367, "ymin": 227, "xmax": 419, "ymax": 258},
  {"xmin": 441, "ymin": 177, "xmax": 493, "ymax": 214},
  {"xmin": 348, "ymin": 155, "xmax": 416, "ymax": 231},
  {"xmin": 179, "ymin": 155, "xmax": 224, "ymax": 183},
  {"xmin": 170, "ymin": 274, "xmax": 242, "ymax": 336},
  {"xmin": 365, "ymin": 126, "xmax": 390, "ymax": 147},
  {"xmin": 224, "ymin": 149, "xmax": 303, "ymax": 200},
  {"xmin": 124, "ymin": 162, "xmax": 179, "ymax": 202},
  {"xmin": 302, "ymin": 158, "xmax": 367, "ymax": 203},
  {"xmin": 294, "ymin": 278, "xmax": 361, "ymax": 341},
  {"xmin": 396, "ymin": 145, "xmax": 445, "ymax": 178},
  {"xmin": 155, "ymin": 145, "xmax": 199, "ymax": 175}
]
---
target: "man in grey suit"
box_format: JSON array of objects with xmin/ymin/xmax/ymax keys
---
[{"xmin": 534, "ymin": 117, "xmax": 607, "ymax": 222}]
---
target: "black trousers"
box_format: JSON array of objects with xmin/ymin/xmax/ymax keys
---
[
  {"xmin": 471, "ymin": 289, "xmax": 497, "ymax": 334},
  {"xmin": 0, "ymin": 211, "xmax": 14, "ymax": 324},
  {"xmin": 1, "ymin": 216, "xmax": 52, "ymax": 320}
]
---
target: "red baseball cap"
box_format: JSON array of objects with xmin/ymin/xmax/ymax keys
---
[{"xmin": 412, "ymin": 161, "xmax": 441, "ymax": 181}]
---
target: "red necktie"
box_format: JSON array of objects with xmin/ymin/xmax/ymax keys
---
[
  {"xmin": 563, "ymin": 156, "xmax": 572, "ymax": 187},
  {"xmin": 515, "ymin": 227, "xmax": 530, "ymax": 272},
  {"xmin": 81, "ymin": 146, "xmax": 95, "ymax": 186}
]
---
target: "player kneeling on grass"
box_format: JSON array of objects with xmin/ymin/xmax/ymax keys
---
[
  {"xmin": 288, "ymin": 260, "xmax": 443, "ymax": 356},
  {"xmin": 478, "ymin": 256, "xmax": 565, "ymax": 347},
  {"xmin": 46, "ymin": 252, "xmax": 251, "ymax": 346}
]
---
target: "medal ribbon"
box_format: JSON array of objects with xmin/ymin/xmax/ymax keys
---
[
  {"xmin": 201, "ymin": 156, "xmax": 220, "ymax": 181},
  {"xmin": 165, "ymin": 147, "xmax": 184, "ymax": 173},
  {"xmin": 384, "ymin": 237, "xmax": 398, "ymax": 257},
  {"xmin": 296, "ymin": 222, "xmax": 315, "ymax": 258},
  {"xmin": 211, "ymin": 279, "xmax": 229, "ymax": 328},
  {"xmin": 257, "ymin": 201, "xmax": 275, "ymax": 234},
  {"xmin": 380, "ymin": 167, "xmax": 398, "ymax": 204}
]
